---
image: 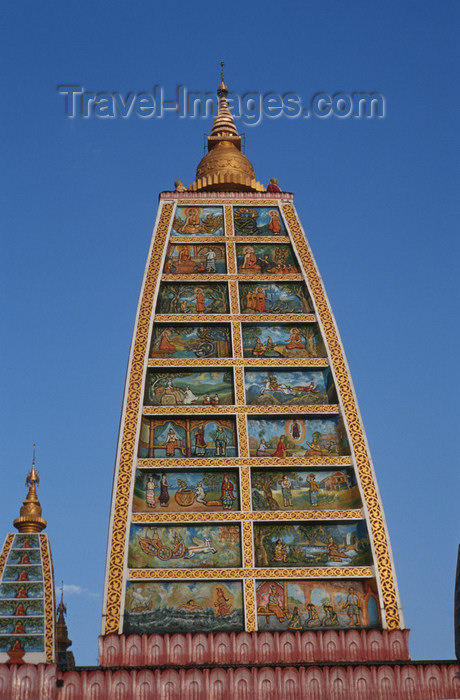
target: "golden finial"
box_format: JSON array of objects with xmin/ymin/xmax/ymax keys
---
[{"xmin": 13, "ymin": 446, "xmax": 47, "ymax": 533}]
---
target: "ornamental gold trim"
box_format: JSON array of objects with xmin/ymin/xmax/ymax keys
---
[
  {"xmin": 137, "ymin": 456, "xmax": 352, "ymax": 468},
  {"xmin": 237, "ymin": 414, "xmax": 249, "ymax": 458},
  {"xmin": 105, "ymin": 202, "xmax": 174, "ymax": 635},
  {"xmin": 162, "ymin": 274, "xmax": 302, "ymax": 282},
  {"xmin": 40, "ymin": 535, "xmax": 54, "ymax": 663},
  {"xmin": 231, "ymin": 323, "xmax": 243, "ymax": 358},
  {"xmin": 177, "ymin": 199, "xmax": 282, "ymax": 207},
  {"xmin": 131, "ymin": 509, "xmax": 362, "ymax": 523},
  {"xmin": 283, "ymin": 203, "xmax": 401, "ymax": 630},
  {"xmin": 154, "ymin": 314, "xmax": 317, "ymax": 323},
  {"xmin": 147, "ymin": 358, "xmax": 329, "ymax": 367},
  {"xmin": 142, "ymin": 405, "xmax": 339, "ymax": 415},
  {"xmin": 169, "ymin": 236, "xmax": 291, "ymax": 244},
  {"xmin": 229, "ymin": 281, "xmax": 239, "ymax": 315},
  {"xmin": 240, "ymin": 466, "xmax": 251, "ymax": 511},
  {"xmin": 224, "ymin": 205, "xmax": 234, "ymax": 237},
  {"xmin": 129, "ymin": 567, "xmax": 373, "ymax": 580},
  {"xmin": 227, "ymin": 243, "xmax": 237, "ymax": 275},
  {"xmin": 0, "ymin": 534, "xmax": 14, "ymax": 577},
  {"xmin": 234, "ymin": 366, "xmax": 245, "ymax": 405},
  {"xmin": 244, "ymin": 579, "xmax": 256, "ymax": 632},
  {"xmin": 243, "ymin": 521, "xmax": 253, "ymax": 568}
]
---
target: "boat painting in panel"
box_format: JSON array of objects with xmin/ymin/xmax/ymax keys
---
[
  {"xmin": 124, "ymin": 580, "xmax": 244, "ymax": 634},
  {"xmin": 244, "ymin": 368, "xmax": 336, "ymax": 406},
  {"xmin": 128, "ymin": 524, "xmax": 242, "ymax": 570}
]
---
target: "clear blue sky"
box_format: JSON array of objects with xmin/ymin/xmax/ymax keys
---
[{"xmin": 1, "ymin": 1, "xmax": 458, "ymax": 665}]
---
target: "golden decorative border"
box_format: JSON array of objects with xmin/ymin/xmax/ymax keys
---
[
  {"xmin": 137, "ymin": 456, "xmax": 352, "ymax": 467},
  {"xmin": 234, "ymin": 366, "xmax": 245, "ymax": 405},
  {"xmin": 147, "ymin": 357, "xmax": 329, "ymax": 367},
  {"xmin": 169, "ymin": 236, "xmax": 292, "ymax": 244},
  {"xmin": 129, "ymin": 566, "xmax": 373, "ymax": 580},
  {"xmin": 283, "ymin": 203, "xmax": 400, "ymax": 630},
  {"xmin": 224, "ymin": 205, "xmax": 234, "ymax": 237},
  {"xmin": 243, "ymin": 522, "xmax": 253, "ymax": 568},
  {"xmin": 40, "ymin": 535, "xmax": 54, "ymax": 663},
  {"xmin": 131, "ymin": 509, "xmax": 361, "ymax": 523},
  {"xmin": 240, "ymin": 466, "xmax": 251, "ymax": 511},
  {"xmin": 142, "ymin": 404, "xmax": 339, "ymax": 415},
  {"xmin": 237, "ymin": 414, "xmax": 249, "ymax": 458},
  {"xmin": 177, "ymin": 199, "xmax": 281, "ymax": 207},
  {"xmin": 229, "ymin": 281, "xmax": 239, "ymax": 315},
  {"xmin": 162, "ymin": 274, "xmax": 302, "ymax": 282},
  {"xmin": 244, "ymin": 579, "xmax": 256, "ymax": 632},
  {"xmin": 0, "ymin": 534, "xmax": 14, "ymax": 578},
  {"xmin": 227, "ymin": 243, "xmax": 237, "ymax": 275},
  {"xmin": 154, "ymin": 314, "xmax": 317, "ymax": 323},
  {"xmin": 105, "ymin": 202, "xmax": 174, "ymax": 634},
  {"xmin": 231, "ymin": 322, "xmax": 242, "ymax": 358}
]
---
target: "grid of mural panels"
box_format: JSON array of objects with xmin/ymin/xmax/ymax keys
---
[
  {"xmin": 0, "ymin": 534, "xmax": 49, "ymax": 661},
  {"xmin": 120, "ymin": 201, "xmax": 384, "ymax": 635}
]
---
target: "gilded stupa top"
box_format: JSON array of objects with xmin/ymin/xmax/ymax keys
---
[
  {"xmin": 190, "ymin": 65, "xmax": 265, "ymax": 192},
  {"xmin": 13, "ymin": 446, "xmax": 47, "ymax": 533}
]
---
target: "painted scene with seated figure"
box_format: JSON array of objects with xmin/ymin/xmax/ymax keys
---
[
  {"xmin": 145, "ymin": 369, "xmax": 234, "ymax": 407},
  {"xmin": 172, "ymin": 206, "xmax": 224, "ymax": 236},
  {"xmin": 254, "ymin": 521, "xmax": 371, "ymax": 568},
  {"xmin": 245, "ymin": 368, "xmax": 337, "ymax": 406},
  {"xmin": 150, "ymin": 324, "xmax": 231, "ymax": 359},
  {"xmin": 128, "ymin": 523, "xmax": 242, "ymax": 570},
  {"xmin": 138, "ymin": 416, "xmax": 237, "ymax": 459},
  {"xmin": 248, "ymin": 416, "xmax": 350, "ymax": 458},
  {"xmin": 239, "ymin": 282, "xmax": 312, "ymax": 315},
  {"xmin": 236, "ymin": 244, "xmax": 299, "ymax": 275},
  {"xmin": 156, "ymin": 283, "xmax": 229, "ymax": 315},
  {"xmin": 242, "ymin": 323, "xmax": 326, "ymax": 358},
  {"xmin": 123, "ymin": 580, "xmax": 244, "ymax": 635},
  {"xmin": 132, "ymin": 468, "xmax": 240, "ymax": 513},
  {"xmin": 163, "ymin": 243, "xmax": 226, "ymax": 275},
  {"xmin": 251, "ymin": 467, "xmax": 361, "ymax": 511},
  {"xmin": 233, "ymin": 206, "xmax": 286, "ymax": 236},
  {"xmin": 256, "ymin": 578, "xmax": 380, "ymax": 631}
]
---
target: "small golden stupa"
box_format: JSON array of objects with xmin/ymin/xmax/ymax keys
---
[
  {"xmin": 190, "ymin": 64, "xmax": 265, "ymax": 192},
  {"xmin": 13, "ymin": 446, "xmax": 47, "ymax": 534}
]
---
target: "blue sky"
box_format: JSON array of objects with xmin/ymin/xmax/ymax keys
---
[{"xmin": 1, "ymin": 0, "xmax": 459, "ymax": 664}]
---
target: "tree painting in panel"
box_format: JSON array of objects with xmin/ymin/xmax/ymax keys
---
[
  {"xmin": 244, "ymin": 368, "xmax": 337, "ymax": 406},
  {"xmin": 242, "ymin": 323, "xmax": 326, "ymax": 359},
  {"xmin": 172, "ymin": 206, "xmax": 224, "ymax": 236},
  {"xmin": 248, "ymin": 416, "xmax": 350, "ymax": 458},
  {"xmin": 239, "ymin": 282, "xmax": 311, "ymax": 315},
  {"xmin": 150, "ymin": 324, "xmax": 231, "ymax": 359},
  {"xmin": 236, "ymin": 244, "xmax": 299, "ymax": 275},
  {"xmin": 163, "ymin": 243, "xmax": 226, "ymax": 275},
  {"xmin": 145, "ymin": 369, "xmax": 234, "ymax": 407},
  {"xmin": 233, "ymin": 206, "xmax": 286, "ymax": 236},
  {"xmin": 156, "ymin": 283, "xmax": 229, "ymax": 315}
]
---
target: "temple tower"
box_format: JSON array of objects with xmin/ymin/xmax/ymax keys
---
[
  {"xmin": 0, "ymin": 450, "xmax": 56, "ymax": 664},
  {"xmin": 101, "ymin": 77, "xmax": 403, "ymax": 640}
]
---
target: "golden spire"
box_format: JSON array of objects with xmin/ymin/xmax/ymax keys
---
[
  {"xmin": 190, "ymin": 65, "xmax": 265, "ymax": 192},
  {"xmin": 13, "ymin": 445, "xmax": 47, "ymax": 533}
]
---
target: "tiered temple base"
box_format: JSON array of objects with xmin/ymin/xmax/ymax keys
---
[{"xmin": 1, "ymin": 632, "xmax": 459, "ymax": 699}]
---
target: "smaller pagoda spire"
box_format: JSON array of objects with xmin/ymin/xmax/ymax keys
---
[
  {"xmin": 13, "ymin": 445, "xmax": 47, "ymax": 533},
  {"xmin": 56, "ymin": 583, "xmax": 75, "ymax": 669}
]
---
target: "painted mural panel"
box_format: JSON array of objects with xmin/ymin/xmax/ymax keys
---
[
  {"xmin": 156, "ymin": 283, "xmax": 229, "ymax": 315},
  {"xmin": 0, "ymin": 635, "xmax": 44, "ymax": 652},
  {"xmin": 172, "ymin": 206, "xmax": 224, "ymax": 236},
  {"xmin": 251, "ymin": 468, "xmax": 362, "ymax": 511},
  {"xmin": 233, "ymin": 206, "xmax": 286, "ymax": 236},
  {"xmin": 10, "ymin": 535, "xmax": 40, "ymax": 550},
  {"xmin": 145, "ymin": 369, "xmax": 234, "ymax": 407},
  {"xmin": 256, "ymin": 579, "xmax": 380, "ymax": 631},
  {"xmin": 245, "ymin": 368, "xmax": 336, "ymax": 406},
  {"xmin": 248, "ymin": 416, "xmax": 350, "ymax": 458},
  {"xmin": 128, "ymin": 524, "xmax": 242, "ymax": 570},
  {"xmin": 239, "ymin": 282, "xmax": 312, "ymax": 315},
  {"xmin": 0, "ymin": 583, "xmax": 44, "ymax": 599},
  {"xmin": 123, "ymin": 580, "xmax": 244, "ymax": 634},
  {"xmin": 0, "ymin": 617, "xmax": 44, "ymax": 635},
  {"xmin": 254, "ymin": 521, "xmax": 371, "ymax": 568},
  {"xmin": 6, "ymin": 549, "xmax": 41, "ymax": 566},
  {"xmin": 2, "ymin": 566, "xmax": 43, "ymax": 582},
  {"xmin": 133, "ymin": 469, "xmax": 240, "ymax": 513},
  {"xmin": 163, "ymin": 243, "xmax": 226, "ymax": 275},
  {"xmin": 150, "ymin": 324, "xmax": 231, "ymax": 359},
  {"xmin": 236, "ymin": 244, "xmax": 299, "ymax": 275},
  {"xmin": 242, "ymin": 323, "xmax": 326, "ymax": 358},
  {"xmin": 0, "ymin": 599, "xmax": 44, "ymax": 617},
  {"xmin": 138, "ymin": 417, "xmax": 237, "ymax": 459}
]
